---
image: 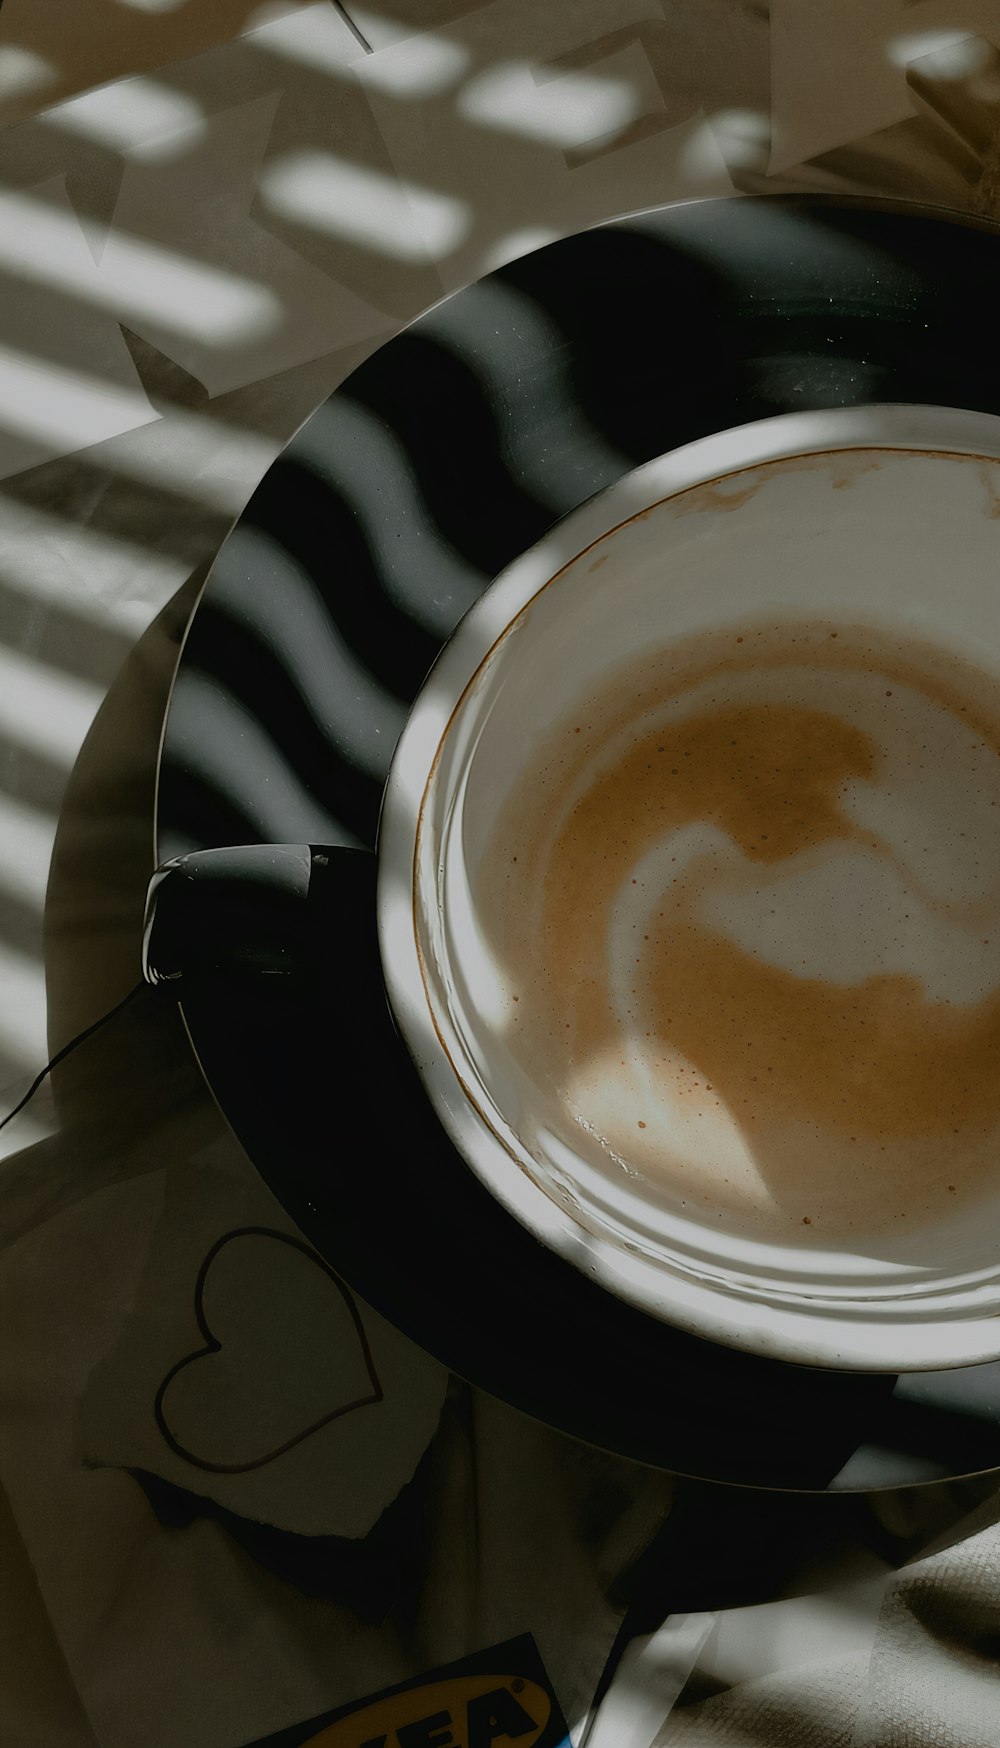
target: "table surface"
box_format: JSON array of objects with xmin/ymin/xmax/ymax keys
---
[{"xmin": 6, "ymin": 5, "xmax": 1000, "ymax": 1746}]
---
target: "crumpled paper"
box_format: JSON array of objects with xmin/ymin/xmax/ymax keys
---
[{"xmin": 0, "ymin": 1122, "xmax": 675, "ymax": 1747}]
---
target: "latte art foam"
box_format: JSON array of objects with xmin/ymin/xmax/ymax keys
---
[{"xmin": 477, "ymin": 622, "xmax": 1000, "ymax": 1238}]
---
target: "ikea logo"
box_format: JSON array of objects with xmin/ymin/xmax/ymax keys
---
[{"xmin": 304, "ymin": 1673, "xmax": 551, "ymax": 1748}]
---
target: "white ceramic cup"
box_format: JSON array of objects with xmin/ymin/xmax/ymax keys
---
[{"xmin": 378, "ymin": 404, "xmax": 1000, "ymax": 1372}]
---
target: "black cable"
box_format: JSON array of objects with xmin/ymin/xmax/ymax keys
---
[
  {"xmin": 0, "ymin": 981, "xmax": 147, "ymax": 1136},
  {"xmin": 331, "ymin": 2, "xmax": 373, "ymax": 53}
]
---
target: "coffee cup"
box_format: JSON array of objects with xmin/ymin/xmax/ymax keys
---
[{"xmin": 147, "ymin": 404, "xmax": 1000, "ymax": 1370}]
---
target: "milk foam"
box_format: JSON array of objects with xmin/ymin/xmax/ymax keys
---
[{"xmin": 476, "ymin": 623, "xmax": 1000, "ymax": 1239}]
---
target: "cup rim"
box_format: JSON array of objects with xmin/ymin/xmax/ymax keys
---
[{"xmin": 378, "ymin": 404, "xmax": 1000, "ymax": 1371}]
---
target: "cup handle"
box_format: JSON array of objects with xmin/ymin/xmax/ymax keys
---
[{"xmin": 142, "ymin": 844, "xmax": 376, "ymax": 986}]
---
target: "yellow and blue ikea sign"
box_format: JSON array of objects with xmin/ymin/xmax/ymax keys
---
[{"xmin": 246, "ymin": 1637, "xmax": 571, "ymax": 1748}]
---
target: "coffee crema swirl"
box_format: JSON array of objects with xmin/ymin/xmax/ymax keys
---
[{"xmin": 478, "ymin": 621, "xmax": 1000, "ymax": 1239}]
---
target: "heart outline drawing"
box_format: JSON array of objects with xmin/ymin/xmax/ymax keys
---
[{"xmin": 154, "ymin": 1226, "xmax": 384, "ymax": 1475}]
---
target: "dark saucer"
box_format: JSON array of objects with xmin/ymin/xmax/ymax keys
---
[{"xmin": 157, "ymin": 194, "xmax": 1000, "ymax": 1490}]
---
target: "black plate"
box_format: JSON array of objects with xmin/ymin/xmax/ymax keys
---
[{"xmin": 157, "ymin": 194, "xmax": 1000, "ymax": 1490}]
